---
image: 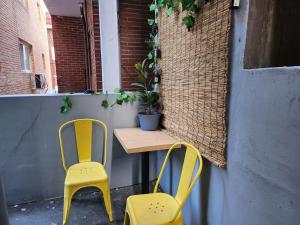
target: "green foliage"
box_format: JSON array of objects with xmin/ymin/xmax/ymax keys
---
[
  {"xmin": 147, "ymin": 19, "xmax": 155, "ymax": 26},
  {"xmin": 132, "ymin": 59, "xmax": 159, "ymax": 114},
  {"xmin": 101, "ymin": 99, "xmax": 109, "ymax": 109},
  {"xmin": 166, "ymin": 6, "xmax": 173, "ymax": 16},
  {"xmin": 157, "ymin": 0, "xmax": 200, "ymax": 30},
  {"xmin": 60, "ymin": 96, "xmax": 73, "ymax": 114},
  {"xmin": 149, "ymin": 3, "xmax": 156, "ymax": 11},
  {"xmin": 111, "ymin": 88, "xmax": 137, "ymax": 107},
  {"xmin": 148, "ymin": 52, "xmax": 153, "ymax": 60},
  {"xmin": 100, "ymin": 91, "xmax": 110, "ymax": 109},
  {"xmin": 100, "ymin": 89, "xmax": 137, "ymax": 109},
  {"xmin": 181, "ymin": 0, "xmax": 199, "ymax": 12},
  {"xmin": 182, "ymin": 15, "xmax": 195, "ymax": 30},
  {"xmin": 146, "ymin": 38, "xmax": 157, "ymax": 49}
]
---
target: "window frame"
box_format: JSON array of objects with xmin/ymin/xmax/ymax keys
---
[{"xmin": 19, "ymin": 42, "xmax": 32, "ymax": 73}]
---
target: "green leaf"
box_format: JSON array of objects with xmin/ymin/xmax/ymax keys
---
[
  {"xmin": 101, "ymin": 99, "xmax": 109, "ymax": 109},
  {"xmin": 137, "ymin": 74, "xmax": 146, "ymax": 85},
  {"xmin": 166, "ymin": 6, "xmax": 173, "ymax": 16},
  {"xmin": 116, "ymin": 96, "xmax": 123, "ymax": 105},
  {"xmin": 121, "ymin": 93, "xmax": 129, "ymax": 100},
  {"xmin": 66, "ymin": 98, "xmax": 72, "ymax": 108},
  {"xmin": 114, "ymin": 87, "xmax": 121, "ymax": 93},
  {"xmin": 182, "ymin": 16, "xmax": 195, "ymax": 29},
  {"xmin": 181, "ymin": 0, "xmax": 192, "ymax": 11},
  {"xmin": 158, "ymin": 0, "xmax": 168, "ymax": 7},
  {"xmin": 148, "ymin": 52, "xmax": 153, "ymax": 60},
  {"xmin": 134, "ymin": 63, "xmax": 143, "ymax": 72},
  {"xmin": 147, "ymin": 19, "xmax": 155, "ymax": 26},
  {"xmin": 149, "ymin": 62, "xmax": 154, "ymax": 69},
  {"xmin": 190, "ymin": 4, "xmax": 199, "ymax": 13},
  {"xmin": 130, "ymin": 95, "xmax": 137, "ymax": 103},
  {"xmin": 60, "ymin": 106, "xmax": 68, "ymax": 114},
  {"xmin": 149, "ymin": 3, "xmax": 156, "ymax": 11}
]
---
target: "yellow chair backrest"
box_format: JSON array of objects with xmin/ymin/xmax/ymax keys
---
[
  {"xmin": 58, "ymin": 118, "xmax": 108, "ymax": 171},
  {"xmin": 154, "ymin": 142, "xmax": 203, "ymax": 216}
]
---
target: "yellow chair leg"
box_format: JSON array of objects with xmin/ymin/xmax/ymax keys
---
[
  {"xmin": 63, "ymin": 186, "xmax": 73, "ymax": 225},
  {"xmin": 98, "ymin": 183, "xmax": 113, "ymax": 222},
  {"xmin": 123, "ymin": 211, "xmax": 130, "ymax": 225}
]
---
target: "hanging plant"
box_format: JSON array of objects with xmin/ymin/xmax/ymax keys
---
[
  {"xmin": 149, "ymin": 0, "xmax": 201, "ymax": 31},
  {"xmin": 101, "ymin": 91, "xmax": 109, "ymax": 109},
  {"xmin": 60, "ymin": 96, "xmax": 73, "ymax": 114},
  {"xmin": 100, "ymin": 89, "xmax": 137, "ymax": 109}
]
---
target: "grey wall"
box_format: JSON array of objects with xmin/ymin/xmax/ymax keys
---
[
  {"xmin": 156, "ymin": 1, "xmax": 300, "ymax": 225},
  {"xmin": 0, "ymin": 94, "xmax": 157, "ymax": 204},
  {"xmin": 244, "ymin": 0, "xmax": 300, "ymax": 68}
]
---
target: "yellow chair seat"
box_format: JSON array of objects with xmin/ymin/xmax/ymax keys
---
[
  {"xmin": 65, "ymin": 162, "xmax": 108, "ymax": 186},
  {"xmin": 126, "ymin": 193, "xmax": 182, "ymax": 225}
]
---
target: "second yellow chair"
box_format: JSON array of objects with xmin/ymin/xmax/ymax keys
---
[
  {"xmin": 59, "ymin": 118, "xmax": 112, "ymax": 225},
  {"xmin": 123, "ymin": 142, "xmax": 203, "ymax": 225}
]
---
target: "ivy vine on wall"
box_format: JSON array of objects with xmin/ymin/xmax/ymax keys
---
[
  {"xmin": 60, "ymin": 96, "xmax": 73, "ymax": 114},
  {"xmin": 149, "ymin": 0, "xmax": 203, "ymax": 31}
]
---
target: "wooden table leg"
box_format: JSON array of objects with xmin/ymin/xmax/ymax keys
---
[{"xmin": 141, "ymin": 152, "xmax": 149, "ymax": 193}]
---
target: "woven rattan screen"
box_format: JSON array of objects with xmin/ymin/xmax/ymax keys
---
[{"xmin": 158, "ymin": 0, "xmax": 231, "ymax": 167}]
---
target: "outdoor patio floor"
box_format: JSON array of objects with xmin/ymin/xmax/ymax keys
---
[{"xmin": 8, "ymin": 184, "xmax": 145, "ymax": 225}]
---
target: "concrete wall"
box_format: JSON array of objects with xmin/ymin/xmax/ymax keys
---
[
  {"xmin": 0, "ymin": 94, "xmax": 153, "ymax": 204},
  {"xmin": 156, "ymin": 1, "xmax": 300, "ymax": 225},
  {"xmin": 244, "ymin": 0, "xmax": 300, "ymax": 68}
]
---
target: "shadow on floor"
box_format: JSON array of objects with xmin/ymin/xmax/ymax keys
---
[{"xmin": 8, "ymin": 184, "xmax": 143, "ymax": 225}]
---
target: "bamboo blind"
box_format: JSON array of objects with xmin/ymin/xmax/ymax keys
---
[{"xmin": 158, "ymin": 0, "xmax": 231, "ymax": 167}]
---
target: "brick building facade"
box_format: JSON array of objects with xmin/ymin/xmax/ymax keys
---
[
  {"xmin": 49, "ymin": 0, "xmax": 151, "ymax": 92},
  {"xmin": 0, "ymin": 0, "xmax": 152, "ymax": 94},
  {"xmin": 51, "ymin": 16, "xmax": 87, "ymax": 93},
  {"xmin": 119, "ymin": 0, "xmax": 152, "ymax": 90},
  {"xmin": 51, "ymin": 0, "xmax": 102, "ymax": 93},
  {"xmin": 0, "ymin": 0, "xmax": 53, "ymax": 95}
]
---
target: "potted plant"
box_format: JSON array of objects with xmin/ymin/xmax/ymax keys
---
[{"xmin": 132, "ymin": 59, "xmax": 160, "ymax": 131}]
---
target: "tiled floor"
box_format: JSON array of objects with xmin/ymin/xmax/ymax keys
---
[{"xmin": 8, "ymin": 185, "xmax": 143, "ymax": 225}]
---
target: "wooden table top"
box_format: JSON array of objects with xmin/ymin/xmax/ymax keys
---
[{"xmin": 114, "ymin": 128, "xmax": 179, "ymax": 154}]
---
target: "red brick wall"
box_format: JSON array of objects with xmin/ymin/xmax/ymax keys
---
[
  {"xmin": 0, "ymin": 0, "xmax": 51, "ymax": 94},
  {"xmin": 0, "ymin": 0, "xmax": 30, "ymax": 94},
  {"xmin": 86, "ymin": 0, "xmax": 102, "ymax": 91},
  {"xmin": 119, "ymin": 0, "xmax": 152, "ymax": 90},
  {"xmin": 52, "ymin": 16, "xmax": 86, "ymax": 93}
]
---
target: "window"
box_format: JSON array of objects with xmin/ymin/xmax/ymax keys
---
[
  {"xmin": 35, "ymin": 74, "xmax": 46, "ymax": 89},
  {"xmin": 19, "ymin": 42, "xmax": 32, "ymax": 72},
  {"xmin": 244, "ymin": 0, "xmax": 300, "ymax": 68},
  {"xmin": 42, "ymin": 54, "xmax": 46, "ymax": 69}
]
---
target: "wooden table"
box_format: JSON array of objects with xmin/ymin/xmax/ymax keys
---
[{"xmin": 114, "ymin": 128, "xmax": 179, "ymax": 193}]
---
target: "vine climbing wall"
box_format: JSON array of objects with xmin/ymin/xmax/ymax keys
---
[{"xmin": 158, "ymin": 0, "xmax": 232, "ymax": 167}]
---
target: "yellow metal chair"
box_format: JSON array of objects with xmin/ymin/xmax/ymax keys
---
[
  {"xmin": 58, "ymin": 118, "xmax": 113, "ymax": 225},
  {"xmin": 123, "ymin": 142, "xmax": 203, "ymax": 225}
]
